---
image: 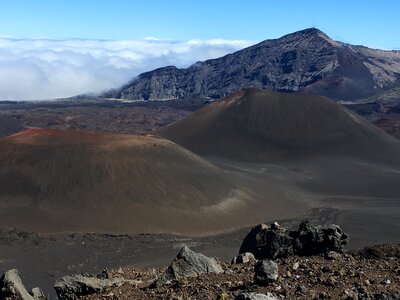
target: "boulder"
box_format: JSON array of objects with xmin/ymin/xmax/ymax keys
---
[
  {"xmin": 54, "ymin": 274, "xmax": 125, "ymax": 300},
  {"xmin": 231, "ymin": 252, "xmax": 256, "ymax": 264},
  {"xmin": 154, "ymin": 245, "xmax": 223, "ymax": 286},
  {"xmin": 0, "ymin": 269, "xmax": 34, "ymax": 300},
  {"xmin": 235, "ymin": 292, "xmax": 279, "ymax": 300},
  {"xmin": 239, "ymin": 220, "xmax": 349, "ymax": 259},
  {"xmin": 294, "ymin": 221, "xmax": 349, "ymax": 256},
  {"xmin": 254, "ymin": 260, "xmax": 279, "ymax": 285},
  {"xmin": 29, "ymin": 287, "xmax": 47, "ymax": 300},
  {"xmin": 239, "ymin": 223, "xmax": 294, "ymax": 259}
]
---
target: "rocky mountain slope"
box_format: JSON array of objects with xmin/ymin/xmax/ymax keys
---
[{"xmin": 107, "ymin": 28, "xmax": 400, "ymax": 101}]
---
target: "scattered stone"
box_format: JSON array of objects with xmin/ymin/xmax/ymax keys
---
[
  {"xmin": 97, "ymin": 269, "xmax": 109, "ymax": 279},
  {"xmin": 292, "ymin": 262, "xmax": 300, "ymax": 270},
  {"xmin": 232, "ymin": 252, "xmax": 256, "ymax": 264},
  {"xmin": 353, "ymin": 243, "xmax": 400, "ymax": 260},
  {"xmin": 323, "ymin": 276, "xmax": 337, "ymax": 287},
  {"xmin": 154, "ymin": 245, "xmax": 223, "ymax": 287},
  {"xmin": 54, "ymin": 273, "xmax": 125, "ymax": 300},
  {"xmin": 325, "ymin": 251, "xmax": 341, "ymax": 260},
  {"xmin": 235, "ymin": 292, "xmax": 279, "ymax": 300},
  {"xmin": 254, "ymin": 260, "xmax": 278, "ymax": 285},
  {"xmin": 239, "ymin": 221, "xmax": 349, "ymax": 259},
  {"xmin": 321, "ymin": 265, "xmax": 333, "ymax": 273},
  {"xmin": 297, "ymin": 285, "xmax": 308, "ymax": 293},
  {"xmin": 317, "ymin": 291, "xmax": 329, "ymax": 299},
  {"xmin": 0, "ymin": 269, "xmax": 34, "ymax": 300}
]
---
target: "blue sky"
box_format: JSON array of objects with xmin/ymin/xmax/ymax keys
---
[
  {"xmin": 0, "ymin": 0, "xmax": 399, "ymax": 100},
  {"xmin": 1, "ymin": 0, "xmax": 399, "ymax": 49}
]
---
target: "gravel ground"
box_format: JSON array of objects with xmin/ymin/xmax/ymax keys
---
[{"xmin": 82, "ymin": 244, "xmax": 400, "ymax": 300}]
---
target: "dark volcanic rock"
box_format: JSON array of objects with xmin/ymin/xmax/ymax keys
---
[
  {"xmin": 154, "ymin": 245, "xmax": 223, "ymax": 286},
  {"xmin": 239, "ymin": 222, "xmax": 295, "ymax": 259},
  {"xmin": 239, "ymin": 221, "xmax": 349, "ymax": 259},
  {"xmin": 54, "ymin": 274, "xmax": 125, "ymax": 300},
  {"xmin": 0, "ymin": 269, "xmax": 34, "ymax": 300},
  {"xmin": 254, "ymin": 260, "xmax": 279, "ymax": 285},
  {"xmin": 294, "ymin": 220, "xmax": 349, "ymax": 256},
  {"xmin": 108, "ymin": 28, "xmax": 400, "ymax": 101}
]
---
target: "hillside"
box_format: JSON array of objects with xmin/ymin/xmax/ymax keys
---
[
  {"xmin": 0, "ymin": 128, "xmax": 272, "ymax": 234},
  {"xmin": 354, "ymin": 84, "xmax": 400, "ymax": 104},
  {"xmin": 107, "ymin": 28, "xmax": 400, "ymax": 101},
  {"xmin": 158, "ymin": 88, "xmax": 400, "ymax": 163}
]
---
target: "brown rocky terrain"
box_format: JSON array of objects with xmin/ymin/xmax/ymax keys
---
[
  {"xmin": 2, "ymin": 222, "xmax": 398, "ymax": 300},
  {"xmin": 0, "ymin": 97, "xmax": 207, "ymax": 138},
  {"xmin": 79, "ymin": 246, "xmax": 400, "ymax": 300}
]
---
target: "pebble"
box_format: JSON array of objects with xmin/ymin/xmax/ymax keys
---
[{"xmin": 297, "ymin": 285, "xmax": 308, "ymax": 293}]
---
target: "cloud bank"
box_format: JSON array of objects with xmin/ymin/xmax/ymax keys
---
[{"xmin": 0, "ymin": 37, "xmax": 253, "ymax": 100}]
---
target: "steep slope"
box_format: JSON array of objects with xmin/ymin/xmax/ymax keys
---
[
  {"xmin": 341, "ymin": 85, "xmax": 400, "ymax": 138},
  {"xmin": 158, "ymin": 88, "xmax": 400, "ymax": 163},
  {"xmin": 353, "ymin": 84, "xmax": 400, "ymax": 104},
  {"xmin": 0, "ymin": 128, "xmax": 275, "ymax": 234},
  {"xmin": 374, "ymin": 103, "xmax": 400, "ymax": 140},
  {"xmin": 109, "ymin": 28, "xmax": 400, "ymax": 101}
]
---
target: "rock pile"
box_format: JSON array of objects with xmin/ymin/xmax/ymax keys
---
[{"xmin": 239, "ymin": 220, "xmax": 349, "ymax": 259}]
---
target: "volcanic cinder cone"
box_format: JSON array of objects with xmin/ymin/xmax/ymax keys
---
[
  {"xmin": 0, "ymin": 128, "xmax": 273, "ymax": 234},
  {"xmin": 158, "ymin": 88, "xmax": 400, "ymax": 164}
]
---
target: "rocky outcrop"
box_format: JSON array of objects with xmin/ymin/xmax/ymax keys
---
[
  {"xmin": 239, "ymin": 221, "xmax": 349, "ymax": 259},
  {"xmin": 254, "ymin": 260, "xmax": 279, "ymax": 285},
  {"xmin": 107, "ymin": 28, "xmax": 400, "ymax": 101},
  {"xmin": 294, "ymin": 220, "xmax": 349, "ymax": 256},
  {"xmin": 0, "ymin": 269, "xmax": 34, "ymax": 300},
  {"xmin": 54, "ymin": 274, "xmax": 125, "ymax": 300},
  {"xmin": 154, "ymin": 245, "xmax": 223, "ymax": 286}
]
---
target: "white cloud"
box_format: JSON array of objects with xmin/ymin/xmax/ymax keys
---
[{"xmin": 0, "ymin": 37, "xmax": 254, "ymax": 100}]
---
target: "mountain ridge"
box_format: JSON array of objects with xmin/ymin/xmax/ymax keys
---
[{"xmin": 105, "ymin": 28, "xmax": 400, "ymax": 101}]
